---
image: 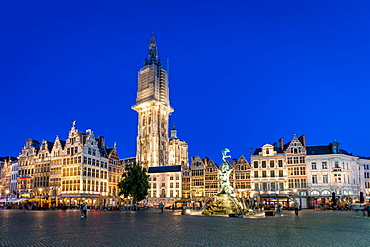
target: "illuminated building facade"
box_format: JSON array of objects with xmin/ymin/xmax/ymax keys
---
[
  {"xmin": 285, "ymin": 135, "xmax": 307, "ymax": 207},
  {"xmin": 231, "ymin": 155, "xmax": 251, "ymax": 200},
  {"xmin": 18, "ymin": 139, "xmax": 40, "ymax": 199},
  {"xmin": 359, "ymin": 157, "xmax": 370, "ymax": 201},
  {"xmin": 0, "ymin": 157, "xmax": 17, "ymax": 199},
  {"xmin": 132, "ymin": 36, "xmax": 173, "ymax": 169},
  {"xmin": 306, "ymin": 141, "xmax": 361, "ymax": 207},
  {"xmin": 181, "ymin": 155, "xmax": 251, "ymax": 205},
  {"xmin": 15, "ymin": 123, "xmax": 123, "ymax": 207},
  {"xmin": 250, "ymin": 143, "xmax": 288, "ymax": 207},
  {"xmin": 133, "ymin": 36, "xmax": 189, "ymax": 205}
]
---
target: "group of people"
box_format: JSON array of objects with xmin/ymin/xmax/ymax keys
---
[
  {"xmin": 158, "ymin": 202, "xmax": 176, "ymax": 213},
  {"xmin": 274, "ymin": 203, "xmax": 283, "ymax": 213}
]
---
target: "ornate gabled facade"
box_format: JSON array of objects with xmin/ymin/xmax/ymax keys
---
[
  {"xmin": 181, "ymin": 161, "xmax": 191, "ymax": 199},
  {"xmin": 230, "ymin": 155, "xmax": 251, "ymax": 200},
  {"xmin": 190, "ymin": 155, "xmax": 205, "ymax": 199},
  {"xmin": 18, "ymin": 139, "xmax": 40, "ymax": 198},
  {"xmin": 181, "ymin": 155, "xmax": 253, "ymax": 205},
  {"xmin": 60, "ymin": 125, "xmax": 110, "ymax": 206},
  {"xmin": 14, "ymin": 123, "xmax": 121, "ymax": 207},
  {"xmin": 49, "ymin": 135, "xmax": 65, "ymax": 202},
  {"xmin": 132, "ymin": 36, "xmax": 174, "ymax": 169},
  {"xmin": 204, "ymin": 158, "xmax": 219, "ymax": 198},
  {"xmin": 33, "ymin": 139, "xmax": 53, "ymax": 197},
  {"xmin": 107, "ymin": 144, "xmax": 123, "ymax": 205},
  {"xmin": 0, "ymin": 157, "xmax": 17, "ymax": 198},
  {"xmin": 285, "ymin": 134, "xmax": 307, "ymax": 207},
  {"xmin": 251, "ymin": 143, "xmax": 288, "ymax": 208},
  {"xmin": 249, "ymin": 135, "xmax": 365, "ymax": 209}
]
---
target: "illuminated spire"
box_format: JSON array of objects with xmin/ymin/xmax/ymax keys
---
[
  {"xmin": 170, "ymin": 121, "xmax": 178, "ymax": 139},
  {"xmin": 144, "ymin": 35, "xmax": 161, "ymax": 66}
]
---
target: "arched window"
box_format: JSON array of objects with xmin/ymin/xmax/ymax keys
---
[
  {"xmin": 322, "ymin": 190, "xmax": 330, "ymax": 196},
  {"xmin": 310, "ymin": 190, "xmax": 319, "ymax": 196}
]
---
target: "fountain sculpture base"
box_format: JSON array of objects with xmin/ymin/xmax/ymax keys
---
[{"xmin": 202, "ymin": 193, "xmax": 243, "ymax": 216}]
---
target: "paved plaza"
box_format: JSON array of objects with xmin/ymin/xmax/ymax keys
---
[{"xmin": 1, "ymin": 209, "xmax": 370, "ymax": 246}]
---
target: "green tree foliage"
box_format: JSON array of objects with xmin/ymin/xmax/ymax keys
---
[{"xmin": 118, "ymin": 162, "xmax": 150, "ymax": 204}]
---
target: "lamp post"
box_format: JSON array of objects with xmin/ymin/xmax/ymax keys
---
[
  {"xmin": 39, "ymin": 188, "xmax": 43, "ymax": 209},
  {"xmin": 5, "ymin": 189, "xmax": 9, "ymax": 209}
]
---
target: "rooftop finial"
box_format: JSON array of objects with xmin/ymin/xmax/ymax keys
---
[
  {"xmin": 144, "ymin": 35, "xmax": 160, "ymax": 66},
  {"xmin": 150, "ymin": 35, "xmax": 156, "ymax": 47}
]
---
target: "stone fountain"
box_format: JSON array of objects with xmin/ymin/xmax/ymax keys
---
[{"xmin": 202, "ymin": 148, "xmax": 249, "ymax": 217}]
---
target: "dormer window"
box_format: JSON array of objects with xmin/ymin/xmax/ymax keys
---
[{"xmin": 266, "ymin": 149, "xmax": 270, "ymax": 154}]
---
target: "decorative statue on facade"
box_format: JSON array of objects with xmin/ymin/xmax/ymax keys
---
[{"xmin": 218, "ymin": 148, "xmax": 233, "ymax": 195}]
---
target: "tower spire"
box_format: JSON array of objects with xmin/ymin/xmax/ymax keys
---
[
  {"xmin": 145, "ymin": 35, "xmax": 160, "ymax": 66},
  {"xmin": 170, "ymin": 121, "xmax": 178, "ymax": 139}
]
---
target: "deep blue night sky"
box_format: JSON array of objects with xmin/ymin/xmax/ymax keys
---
[{"xmin": 1, "ymin": 1, "xmax": 370, "ymax": 163}]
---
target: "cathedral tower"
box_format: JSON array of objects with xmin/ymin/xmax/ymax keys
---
[{"xmin": 132, "ymin": 36, "xmax": 173, "ymax": 168}]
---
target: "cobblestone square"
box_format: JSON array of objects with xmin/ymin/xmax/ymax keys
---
[{"xmin": 1, "ymin": 209, "xmax": 370, "ymax": 246}]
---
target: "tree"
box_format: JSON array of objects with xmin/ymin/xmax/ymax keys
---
[{"xmin": 118, "ymin": 162, "xmax": 150, "ymax": 207}]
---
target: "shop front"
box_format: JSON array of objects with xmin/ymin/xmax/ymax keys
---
[
  {"xmin": 59, "ymin": 194, "xmax": 108, "ymax": 209},
  {"xmin": 261, "ymin": 193, "xmax": 290, "ymax": 210}
]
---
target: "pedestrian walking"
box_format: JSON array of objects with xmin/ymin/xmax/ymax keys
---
[
  {"xmin": 80, "ymin": 204, "xmax": 84, "ymax": 218},
  {"xmin": 83, "ymin": 203, "xmax": 88, "ymax": 218},
  {"xmin": 294, "ymin": 201, "xmax": 299, "ymax": 215},
  {"xmin": 159, "ymin": 202, "xmax": 164, "ymax": 213}
]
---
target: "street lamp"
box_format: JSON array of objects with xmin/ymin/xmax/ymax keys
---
[
  {"xmin": 5, "ymin": 190, "xmax": 9, "ymax": 209},
  {"xmin": 39, "ymin": 188, "xmax": 43, "ymax": 209}
]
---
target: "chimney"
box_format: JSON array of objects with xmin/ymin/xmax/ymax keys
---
[
  {"xmin": 204, "ymin": 157, "xmax": 209, "ymax": 166},
  {"xmin": 279, "ymin": 138, "xmax": 284, "ymax": 150},
  {"xmin": 273, "ymin": 142, "xmax": 277, "ymax": 147},
  {"xmin": 299, "ymin": 134, "xmax": 307, "ymax": 147},
  {"xmin": 232, "ymin": 158, "xmax": 237, "ymax": 167},
  {"xmin": 98, "ymin": 136, "xmax": 105, "ymax": 148}
]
